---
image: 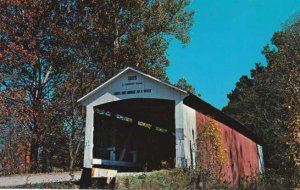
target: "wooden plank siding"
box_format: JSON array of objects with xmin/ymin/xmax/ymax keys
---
[
  {"xmin": 196, "ymin": 112, "xmax": 260, "ymax": 185},
  {"xmin": 78, "ymin": 67, "xmax": 263, "ymax": 185}
]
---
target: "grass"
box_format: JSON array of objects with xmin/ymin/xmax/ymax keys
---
[
  {"xmin": 4, "ymin": 169, "xmax": 298, "ymax": 189},
  {"xmin": 115, "ymin": 169, "xmax": 197, "ymax": 190},
  {"xmin": 4, "ymin": 169, "xmax": 194, "ymax": 189}
]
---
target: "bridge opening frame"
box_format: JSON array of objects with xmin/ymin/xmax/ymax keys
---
[
  {"xmin": 92, "ymin": 98, "xmax": 176, "ymax": 171},
  {"xmin": 77, "ymin": 67, "xmax": 196, "ymax": 187}
]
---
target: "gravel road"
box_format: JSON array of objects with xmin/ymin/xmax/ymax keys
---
[{"xmin": 0, "ymin": 171, "xmax": 81, "ymax": 187}]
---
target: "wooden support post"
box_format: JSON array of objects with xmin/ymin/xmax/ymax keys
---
[
  {"xmin": 130, "ymin": 151, "xmax": 137, "ymax": 162},
  {"xmin": 118, "ymin": 119, "xmax": 136, "ymax": 161},
  {"xmin": 110, "ymin": 113, "xmax": 117, "ymax": 151},
  {"xmin": 175, "ymin": 100, "xmax": 185, "ymax": 168},
  {"xmin": 107, "ymin": 147, "xmax": 116, "ymax": 161},
  {"xmin": 80, "ymin": 168, "xmax": 92, "ymax": 188},
  {"xmin": 83, "ymin": 106, "xmax": 94, "ymax": 168}
]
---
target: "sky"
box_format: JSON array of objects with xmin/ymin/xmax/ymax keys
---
[{"xmin": 167, "ymin": 0, "xmax": 300, "ymax": 109}]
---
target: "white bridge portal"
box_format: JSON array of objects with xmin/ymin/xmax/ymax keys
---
[{"xmin": 78, "ymin": 67, "xmax": 197, "ymax": 171}]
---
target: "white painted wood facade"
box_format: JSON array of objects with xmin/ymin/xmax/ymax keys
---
[{"xmin": 78, "ymin": 67, "xmax": 196, "ymax": 169}]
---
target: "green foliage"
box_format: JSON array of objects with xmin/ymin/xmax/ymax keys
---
[
  {"xmin": 175, "ymin": 78, "xmax": 200, "ymax": 96},
  {"xmin": 0, "ymin": 0, "xmax": 70, "ymax": 172},
  {"xmin": 195, "ymin": 120, "xmax": 229, "ymax": 189},
  {"xmin": 199, "ymin": 120, "xmax": 227, "ymax": 166},
  {"xmin": 116, "ymin": 169, "xmax": 196, "ymax": 190},
  {"xmin": 0, "ymin": 0, "xmax": 194, "ymax": 173},
  {"xmin": 223, "ymin": 16, "xmax": 300, "ymax": 189},
  {"xmin": 55, "ymin": 0, "xmax": 194, "ymax": 80},
  {"xmin": 5, "ymin": 169, "xmax": 295, "ymax": 189},
  {"xmin": 52, "ymin": 0, "xmax": 194, "ymax": 171},
  {"xmin": 116, "ymin": 169, "xmax": 298, "ymax": 190}
]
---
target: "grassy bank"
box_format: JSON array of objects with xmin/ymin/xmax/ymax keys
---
[
  {"xmin": 7, "ymin": 169, "xmax": 298, "ymax": 189},
  {"xmin": 116, "ymin": 169, "xmax": 197, "ymax": 190}
]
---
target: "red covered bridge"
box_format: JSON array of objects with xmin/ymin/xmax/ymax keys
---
[{"xmin": 78, "ymin": 67, "xmax": 264, "ymax": 186}]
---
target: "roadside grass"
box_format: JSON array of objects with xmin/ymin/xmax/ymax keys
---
[
  {"xmin": 115, "ymin": 169, "xmax": 201, "ymax": 190},
  {"xmin": 115, "ymin": 169, "xmax": 299, "ymax": 190},
  {"xmin": 3, "ymin": 169, "xmax": 298, "ymax": 189},
  {"xmin": 4, "ymin": 181, "xmax": 79, "ymax": 189},
  {"xmin": 4, "ymin": 169, "xmax": 193, "ymax": 189}
]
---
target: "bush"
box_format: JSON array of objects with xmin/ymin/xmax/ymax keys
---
[
  {"xmin": 116, "ymin": 169, "xmax": 231, "ymax": 190},
  {"xmin": 115, "ymin": 168, "xmax": 300, "ymax": 190},
  {"xmin": 116, "ymin": 169, "xmax": 191, "ymax": 190}
]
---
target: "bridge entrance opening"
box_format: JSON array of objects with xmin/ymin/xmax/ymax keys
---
[{"xmin": 93, "ymin": 98, "xmax": 175, "ymax": 172}]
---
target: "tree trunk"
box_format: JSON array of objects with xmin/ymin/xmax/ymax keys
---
[
  {"xmin": 69, "ymin": 136, "xmax": 83, "ymax": 171},
  {"xmin": 69, "ymin": 158, "xmax": 74, "ymax": 171},
  {"xmin": 30, "ymin": 137, "xmax": 39, "ymax": 172},
  {"xmin": 30, "ymin": 116, "xmax": 41, "ymax": 172}
]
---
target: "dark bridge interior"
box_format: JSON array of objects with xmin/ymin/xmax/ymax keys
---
[{"xmin": 93, "ymin": 98, "xmax": 175, "ymax": 171}]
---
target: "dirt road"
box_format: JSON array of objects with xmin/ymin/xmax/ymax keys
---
[{"xmin": 0, "ymin": 171, "xmax": 81, "ymax": 187}]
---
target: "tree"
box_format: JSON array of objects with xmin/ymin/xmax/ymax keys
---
[
  {"xmin": 0, "ymin": 0, "xmax": 70, "ymax": 172},
  {"xmin": 0, "ymin": 0, "xmax": 194, "ymax": 172},
  {"xmin": 42, "ymin": 0, "xmax": 193, "ymax": 169},
  {"xmin": 51, "ymin": 0, "xmax": 194, "ymax": 170},
  {"xmin": 0, "ymin": 89, "xmax": 31, "ymax": 174},
  {"xmin": 223, "ymin": 17, "xmax": 300, "ymax": 188},
  {"xmin": 175, "ymin": 77, "xmax": 200, "ymax": 96},
  {"xmin": 54, "ymin": 0, "xmax": 194, "ymax": 80},
  {"xmin": 222, "ymin": 63, "xmax": 264, "ymax": 124}
]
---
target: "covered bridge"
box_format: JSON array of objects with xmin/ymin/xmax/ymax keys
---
[{"xmin": 78, "ymin": 67, "xmax": 264, "ymax": 186}]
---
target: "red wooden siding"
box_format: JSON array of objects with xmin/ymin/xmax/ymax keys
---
[{"xmin": 196, "ymin": 112, "xmax": 259, "ymax": 185}]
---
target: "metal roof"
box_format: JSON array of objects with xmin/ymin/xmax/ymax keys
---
[{"xmin": 183, "ymin": 94, "xmax": 263, "ymax": 145}]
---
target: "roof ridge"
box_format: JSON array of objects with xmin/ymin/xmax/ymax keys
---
[{"xmin": 77, "ymin": 67, "xmax": 187, "ymax": 103}]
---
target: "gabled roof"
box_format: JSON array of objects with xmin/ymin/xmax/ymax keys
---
[
  {"xmin": 77, "ymin": 67, "xmax": 262, "ymax": 145},
  {"xmin": 77, "ymin": 67, "xmax": 187, "ymax": 103},
  {"xmin": 183, "ymin": 94, "xmax": 263, "ymax": 145}
]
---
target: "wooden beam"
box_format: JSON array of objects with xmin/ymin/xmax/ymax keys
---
[
  {"xmin": 91, "ymin": 168, "xmax": 118, "ymax": 178},
  {"xmin": 92, "ymin": 159, "xmax": 139, "ymax": 167}
]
